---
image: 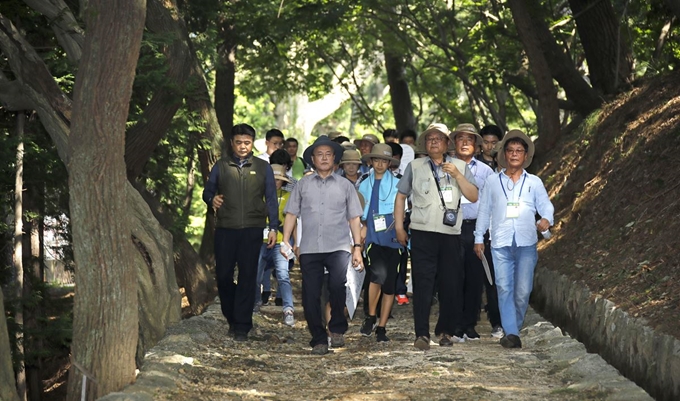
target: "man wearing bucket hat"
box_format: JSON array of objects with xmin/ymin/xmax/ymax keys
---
[
  {"xmin": 357, "ymin": 144, "xmax": 404, "ymax": 342},
  {"xmin": 450, "ymin": 123, "xmax": 498, "ymax": 341},
  {"xmin": 394, "ymin": 123, "xmax": 479, "ymax": 350},
  {"xmin": 202, "ymin": 123, "xmax": 279, "ymax": 342},
  {"xmin": 281, "ymin": 135, "xmax": 364, "ymax": 355},
  {"xmin": 254, "ymin": 164, "xmax": 296, "ymax": 326},
  {"xmin": 339, "ymin": 149, "xmax": 362, "ymax": 187},
  {"xmin": 473, "ymin": 130, "xmax": 554, "ymax": 349},
  {"xmin": 353, "ymin": 133, "xmax": 380, "ymax": 174}
]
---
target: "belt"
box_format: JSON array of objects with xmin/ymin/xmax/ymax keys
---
[{"xmin": 462, "ymin": 219, "xmax": 477, "ymax": 225}]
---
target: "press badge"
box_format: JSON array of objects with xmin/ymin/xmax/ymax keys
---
[
  {"xmin": 506, "ymin": 202, "xmax": 520, "ymax": 218},
  {"xmin": 373, "ymin": 214, "xmax": 387, "ymax": 232},
  {"xmin": 441, "ymin": 186, "xmax": 454, "ymax": 203}
]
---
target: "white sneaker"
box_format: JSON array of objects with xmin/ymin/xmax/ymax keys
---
[
  {"xmin": 491, "ymin": 325, "xmax": 504, "ymax": 339},
  {"xmin": 283, "ymin": 310, "xmax": 295, "ymax": 326}
]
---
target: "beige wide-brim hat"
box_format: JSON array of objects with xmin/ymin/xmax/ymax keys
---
[
  {"xmin": 353, "ymin": 133, "xmax": 380, "ymax": 147},
  {"xmin": 416, "ymin": 123, "xmax": 451, "ymax": 150},
  {"xmin": 496, "ymin": 129, "xmax": 535, "ymax": 169},
  {"xmin": 339, "ymin": 149, "xmax": 362, "ymax": 165},
  {"xmin": 450, "ymin": 123, "xmax": 483, "ymax": 147},
  {"xmin": 270, "ymin": 164, "xmax": 292, "ymax": 183},
  {"xmin": 360, "ymin": 143, "xmax": 398, "ymax": 164}
]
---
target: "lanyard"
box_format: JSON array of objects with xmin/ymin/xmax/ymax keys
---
[
  {"xmin": 429, "ymin": 159, "xmax": 450, "ymax": 210},
  {"xmin": 500, "ymin": 172, "xmax": 526, "ymax": 202}
]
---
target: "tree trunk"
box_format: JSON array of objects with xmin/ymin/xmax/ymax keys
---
[
  {"xmin": 215, "ymin": 19, "xmax": 236, "ymax": 144},
  {"xmin": 0, "ymin": 287, "xmax": 20, "ymax": 401},
  {"xmin": 0, "ymin": 12, "xmax": 181, "ymax": 366},
  {"xmin": 507, "ymin": 0, "xmax": 561, "ymax": 155},
  {"xmin": 13, "ymin": 111, "xmax": 27, "ymax": 401},
  {"xmin": 524, "ymin": 0, "xmax": 602, "ymax": 116},
  {"xmin": 568, "ymin": 0, "xmax": 633, "ymax": 94},
  {"xmin": 65, "ymin": 0, "xmax": 146, "ymax": 399},
  {"xmin": 124, "ymin": 0, "xmax": 194, "ymax": 181}
]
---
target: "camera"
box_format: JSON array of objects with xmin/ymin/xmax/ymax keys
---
[{"xmin": 443, "ymin": 208, "xmax": 458, "ymax": 227}]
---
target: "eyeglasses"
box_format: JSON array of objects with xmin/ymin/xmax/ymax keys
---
[
  {"xmin": 505, "ymin": 148, "xmax": 526, "ymax": 155},
  {"xmin": 426, "ymin": 137, "xmax": 444, "ymax": 143}
]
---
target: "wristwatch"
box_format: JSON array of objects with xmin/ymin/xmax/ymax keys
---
[{"xmin": 353, "ymin": 244, "xmax": 362, "ymax": 248}]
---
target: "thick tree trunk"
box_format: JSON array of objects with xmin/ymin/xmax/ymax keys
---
[
  {"xmin": 507, "ymin": 0, "xmax": 561, "ymax": 155},
  {"xmin": 66, "ymin": 0, "xmax": 146, "ymax": 399},
  {"xmin": 0, "ymin": 12, "xmax": 181, "ymax": 365},
  {"xmin": 0, "ymin": 287, "xmax": 20, "ymax": 401},
  {"xmin": 568, "ymin": 0, "xmax": 633, "ymax": 94},
  {"xmin": 215, "ymin": 20, "xmax": 236, "ymax": 144}
]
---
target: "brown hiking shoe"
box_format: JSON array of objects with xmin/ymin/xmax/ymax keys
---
[
  {"xmin": 414, "ymin": 336, "xmax": 431, "ymax": 350},
  {"xmin": 439, "ymin": 334, "xmax": 453, "ymax": 346},
  {"xmin": 330, "ymin": 332, "xmax": 345, "ymax": 348},
  {"xmin": 311, "ymin": 344, "xmax": 329, "ymax": 355}
]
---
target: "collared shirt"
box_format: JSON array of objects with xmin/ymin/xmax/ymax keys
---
[
  {"xmin": 458, "ymin": 157, "xmax": 494, "ymax": 220},
  {"xmin": 474, "ymin": 169, "xmax": 554, "ymax": 248},
  {"xmin": 257, "ymin": 152, "xmax": 270, "ymax": 163},
  {"xmin": 284, "ymin": 171, "xmax": 363, "ymax": 255}
]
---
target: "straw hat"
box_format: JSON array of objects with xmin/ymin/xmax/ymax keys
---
[
  {"xmin": 270, "ymin": 164, "xmax": 291, "ymax": 183},
  {"xmin": 450, "ymin": 123, "xmax": 483, "ymax": 147},
  {"xmin": 496, "ymin": 129, "xmax": 535, "ymax": 169},
  {"xmin": 360, "ymin": 143, "xmax": 398, "ymax": 165},
  {"xmin": 353, "ymin": 133, "xmax": 380, "ymax": 147},
  {"xmin": 339, "ymin": 149, "xmax": 362, "ymax": 165},
  {"xmin": 416, "ymin": 123, "xmax": 451, "ymax": 149}
]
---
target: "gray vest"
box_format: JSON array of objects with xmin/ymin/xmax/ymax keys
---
[{"xmin": 408, "ymin": 157, "xmax": 466, "ymax": 235}]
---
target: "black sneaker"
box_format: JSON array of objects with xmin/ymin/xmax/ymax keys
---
[
  {"xmin": 261, "ymin": 291, "xmax": 271, "ymax": 306},
  {"xmin": 360, "ymin": 315, "xmax": 377, "ymax": 336},
  {"xmin": 234, "ymin": 332, "xmax": 248, "ymax": 342},
  {"xmin": 275, "ymin": 297, "xmax": 283, "ymax": 306},
  {"xmin": 464, "ymin": 327, "xmax": 481, "ymax": 341},
  {"xmin": 375, "ymin": 326, "xmax": 389, "ymax": 343}
]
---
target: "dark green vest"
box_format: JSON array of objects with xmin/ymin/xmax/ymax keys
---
[{"xmin": 216, "ymin": 155, "xmax": 268, "ymax": 229}]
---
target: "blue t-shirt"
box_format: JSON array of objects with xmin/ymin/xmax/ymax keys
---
[{"xmin": 365, "ymin": 178, "xmax": 400, "ymax": 249}]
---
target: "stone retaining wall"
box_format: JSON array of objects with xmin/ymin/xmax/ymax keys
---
[{"xmin": 532, "ymin": 265, "xmax": 680, "ymax": 401}]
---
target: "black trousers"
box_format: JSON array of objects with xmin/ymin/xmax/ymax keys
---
[
  {"xmin": 411, "ymin": 229, "xmax": 464, "ymax": 339},
  {"xmin": 300, "ymin": 251, "xmax": 350, "ymax": 347},
  {"xmin": 482, "ymin": 231, "xmax": 501, "ymax": 327},
  {"xmin": 459, "ymin": 220, "xmax": 485, "ymax": 329},
  {"xmin": 214, "ymin": 227, "xmax": 263, "ymax": 334},
  {"xmin": 395, "ymin": 247, "xmax": 409, "ymax": 295}
]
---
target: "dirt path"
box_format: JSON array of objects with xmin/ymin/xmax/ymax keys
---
[{"xmin": 106, "ymin": 269, "xmax": 651, "ymax": 401}]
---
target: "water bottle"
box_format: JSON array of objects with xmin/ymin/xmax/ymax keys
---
[{"xmin": 537, "ymin": 220, "xmax": 551, "ymax": 239}]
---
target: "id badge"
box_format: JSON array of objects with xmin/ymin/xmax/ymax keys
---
[
  {"xmin": 373, "ymin": 214, "xmax": 387, "ymax": 232},
  {"xmin": 263, "ymin": 228, "xmax": 270, "ymax": 239},
  {"xmin": 506, "ymin": 202, "xmax": 520, "ymax": 219},
  {"xmin": 442, "ymin": 186, "xmax": 453, "ymax": 203}
]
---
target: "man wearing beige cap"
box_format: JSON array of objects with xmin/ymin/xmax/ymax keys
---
[
  {"xmin": 394, "ymin": 123, "xmax": 478, "ymax": 350},
  {"xmin": 353, "ymin": 133, "xmax": 380, "ymax": 174},
  {"xmin": 450, "ymin": 123, "xmax": 497, "ymax": 341}
]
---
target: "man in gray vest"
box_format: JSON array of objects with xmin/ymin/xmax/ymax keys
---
[
  {"xmin": 394, "ymin": 123, "xmax": 479, "ymax": 350},
  {"xmin": 203, "ymin": 123, "xmax": 279, "ymax": 342}
]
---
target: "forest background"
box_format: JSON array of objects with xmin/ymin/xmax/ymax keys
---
[{"xmin": 1, "ymin": 0, "xmax": 679, "ymax": 400}]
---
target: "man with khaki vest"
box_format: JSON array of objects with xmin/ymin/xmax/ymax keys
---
[
  {"xmin": 394, "ymin": 123, "xmax": 478, "ymax": 350},
  {"xmin": 202, "ymin": 123, "xmax": 279, "ymax": 342}
]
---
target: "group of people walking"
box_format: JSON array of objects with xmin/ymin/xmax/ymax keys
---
[{"xmin": 202, "ymin": 121, "xmax": 554, "ymax": 355}]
